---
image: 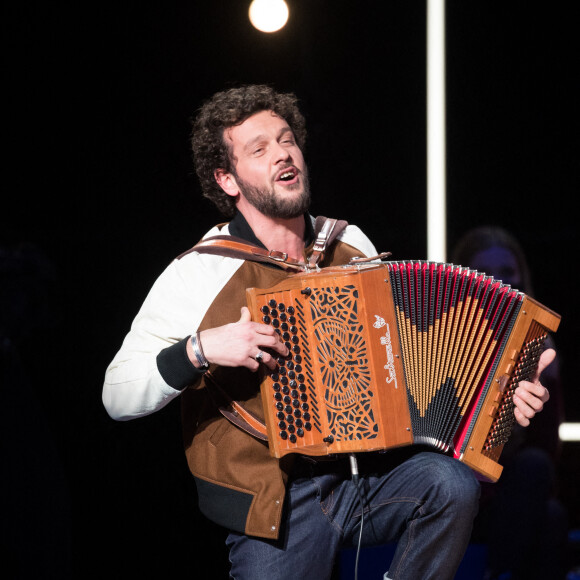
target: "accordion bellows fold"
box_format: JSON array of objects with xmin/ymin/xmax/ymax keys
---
[{"xmin": 246, "ymin": 261, "xmax": 560, "ymax": 482}]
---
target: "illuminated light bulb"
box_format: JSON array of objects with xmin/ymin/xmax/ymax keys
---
[{"xmin": 249, "ymin": 0, "xmax": 289, "ymax": 33}]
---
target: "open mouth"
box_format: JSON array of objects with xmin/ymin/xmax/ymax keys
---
[{"xmin": 276, "ymin": 167, "xmax": 298, "ymax": 183}]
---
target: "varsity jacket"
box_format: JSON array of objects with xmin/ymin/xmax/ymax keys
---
[{"xmin": 103, "ymin": 213, "xmax": 377, "ymax": 539}]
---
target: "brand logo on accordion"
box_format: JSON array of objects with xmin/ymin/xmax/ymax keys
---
[{"xmin": 375, "ymin": 316, "xmax": 398, "ymax": 389}]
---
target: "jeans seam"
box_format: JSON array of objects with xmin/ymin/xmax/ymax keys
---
[
  {"xmin": 389, "ymin": 502, "xmax": 425, "ymax": 580},
  {"xmin": 355, "ymin": 497, "xmax": 423, "ymax": 519},
  {"xmin": 315, "ymin": 477, "xmax": 349, "ymax": 537}
]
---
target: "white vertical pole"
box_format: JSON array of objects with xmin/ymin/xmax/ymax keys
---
[{"xmin": 427, "ymin": 0, "xmax": 446, "ymax": 262}]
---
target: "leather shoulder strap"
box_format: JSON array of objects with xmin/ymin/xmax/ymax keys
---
[
  {"xmin": 187, "ymin": 235, "xmax": 305, "ymax": 272},
  {"xmin": 185, "ymin": 216, "xmax": 349, "ymax": 271},
  {"xmin": 204, "ymin": 371, "xmax": 268, "ymax": 441},
  {"xmin": 309, "ymin": 216, "xmax": 349, "ymax": 268}
]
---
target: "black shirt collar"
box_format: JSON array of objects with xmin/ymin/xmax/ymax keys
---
[{"xmin": 228, "ymin": 212, "xmax": 314, "ymax": 249}]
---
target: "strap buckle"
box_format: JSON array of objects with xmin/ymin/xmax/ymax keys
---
[{"xmin": 267, "ymin": 249, "xmax": 289, "ymax": 262}]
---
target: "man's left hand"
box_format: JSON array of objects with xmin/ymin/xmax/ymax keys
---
[{"xmin": 513, "ymin": 348, "xmax": 556, "ymax": 427}]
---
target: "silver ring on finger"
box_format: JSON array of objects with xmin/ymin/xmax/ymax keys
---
[{"xmin": 254, "ymin": 351, "xmax": 264, "ymax": 363}]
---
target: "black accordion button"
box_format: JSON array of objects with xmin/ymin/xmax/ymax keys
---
[
  {"xmin": 279, "ymin": 431, "xmax": 288, "ymax": 440},
  {"xmin": 289, "ymin": 434, "xmax": 297, "ymax": 443},
  {"xmin": 286, "ymin": 306, "xmax": 295, "ymax": 315},
  {"xmin": 269, "ymin": 299, "xmax": 277, "ymax": 308}
]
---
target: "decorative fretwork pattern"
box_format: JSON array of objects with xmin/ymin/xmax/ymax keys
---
[{"xmin": 309, "ymin": 285, "xmax": 377, "ymax": 440}]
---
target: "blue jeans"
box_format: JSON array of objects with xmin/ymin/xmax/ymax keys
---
[{"xmin": 226, "ymin": 448, "xmax": 480, "ymax": 580}]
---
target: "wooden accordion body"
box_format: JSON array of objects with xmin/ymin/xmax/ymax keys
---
[{"xmin": 246, "ymin": 262, "xmax": 561, "ymax": 481}]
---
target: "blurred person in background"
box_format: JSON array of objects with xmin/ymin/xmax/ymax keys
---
[{"xmin": 452, "ymin": 225, "xmax": 568, "ymax": 580}]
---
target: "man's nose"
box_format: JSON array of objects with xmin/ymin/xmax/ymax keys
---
[{"xmin": 272, "ymin": 142, "xmax": 291, "ymax": 163}]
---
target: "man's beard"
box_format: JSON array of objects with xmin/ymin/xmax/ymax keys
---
[{"xmin": 235, "ymin": 167, "xmax": 311, "ymax": 219}]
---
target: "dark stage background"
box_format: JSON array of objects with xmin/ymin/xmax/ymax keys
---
[{"xmin": 4, "ymin": 2, "xmax": 578, "ymax": 578}]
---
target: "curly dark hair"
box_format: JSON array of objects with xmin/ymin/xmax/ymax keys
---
[{"xmin": 191, "ymin": 85, "xmax": 307, "ymax": 217}]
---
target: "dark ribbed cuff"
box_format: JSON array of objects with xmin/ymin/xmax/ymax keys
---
[{"xmin": 156, "ymin": 336, "xmax": 205, "ymax": 391}]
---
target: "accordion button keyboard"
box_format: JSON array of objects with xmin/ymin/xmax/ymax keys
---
[{"xmin": 259, "ymin": 297, "xmax": 310, "ymax": 444}]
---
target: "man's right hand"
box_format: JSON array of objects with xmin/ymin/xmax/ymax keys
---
[{"xmin": 192, "ymin": 307, "xmax": 289, "ymax": 371}]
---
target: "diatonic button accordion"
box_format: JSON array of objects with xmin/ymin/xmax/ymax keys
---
[{"xmin": 246, "ymin": 261, "xmax": 560, "ymax": 481}]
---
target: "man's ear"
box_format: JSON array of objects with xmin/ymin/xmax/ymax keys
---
[{"xmin": 214, "ymin": 169, "xmax": 239, "ymax": 198}]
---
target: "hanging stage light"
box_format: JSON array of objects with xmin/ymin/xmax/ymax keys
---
[{"xmin": 249, "ymin": 0, "xmax": 289, "ymax": 33}]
